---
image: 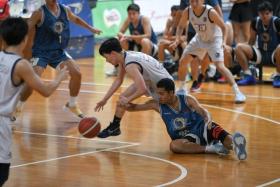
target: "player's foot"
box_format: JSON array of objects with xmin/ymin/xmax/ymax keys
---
[
  {"xmin": 63, "ymin": 102, "xmax": 85, "ymax": 119},
  {"xmin": 232, "ymin": 132, "xmax": 247, "ymax": 160},
  {"xmin": 97, "ymin": 123, "xmax": 121, "ymax": 138},
  {"xmin": 176, "ymin": 88, "xmax": 187, "ymax": 95},
  {"xmin": 273, "ymin": 75, "xmax": 280, "ymax": 88},
  {"xmin": 190, "ymin": 80, "xmax": 201, "ymax": 92},
  {"xmin": 106, "ymin": 67, "xmax": 118, "ymax": 77},
  {"xmin": 213, "ymin": 142, "xmax": 230, "ymax": 155},
  {"xmin": 235, "ymin": 92, "xmax": 246, "ymax": 104},
  {"xmin": 237, "ymin": 74, "xmax": 256, "ymax": 86}
]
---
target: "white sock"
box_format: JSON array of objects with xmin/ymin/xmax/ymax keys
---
[
  {"xmin": 69, "ymin": 96, "xmax": 77, "ymax": 107},
  {"xmin": 232, "ymin": 83, "xmax": 240, "ymax": 94},
  {"xmin": 179, "ymin": 80, "xmax": 186, "ymax": 90},
  {"xmin": 205, "ymin": 145, "xmax": 216, "ymax": 153},
  {"xmin": 244, "ymin": 69, "xmax": 252, "ymax": 75}
]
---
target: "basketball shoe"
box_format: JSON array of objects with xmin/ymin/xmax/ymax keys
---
[
  {"xmin": 64, "ymin": 102, "xmax": 85, "ymax": 119},
  {"xmin": 232, "ymin": 132, "xmax": 247, "ymax": 160},
  {"xmin": 97, "ymin": 122, "xmax": 121, "ymax": 138}
]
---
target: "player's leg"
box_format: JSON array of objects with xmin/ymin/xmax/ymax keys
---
[
  {"xmin": 59, "ymin": 58, "xmax": 84, "ymax": 118},
  {"xmin": 140, "ymin": 38, "xmax": 157, "ymax": 57},
  {"xmin": 209, "ymin": 38, "xmax": 246, "ymax": 103},
  {"xmin": 158, "ymin": 39, "xmax": 172, "ymax": 62},
  {"xmin": 98, "ymin": 84, "xmax": 138, "ymax": 138},
  {"xmin": 236, "ymin": 44, "xmax": 258, "ymax": 85},
  {"xmin": 272, "ymin": 45, "xmax": 280, "ymax": 87},
  {"xmin": 170, "ymin": 139, "xmax": 206, "ymax": 154}
]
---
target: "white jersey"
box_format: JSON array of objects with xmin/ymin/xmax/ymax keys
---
[
  {"xmin": 189, "ymin": 5, "xmax": 222, "ymax": 42},
  {"xmin": 124, "ymin": 51, "xmax": 173, "ymax": 98},
  {"xmin": 0, "ymin": 51, "xmax": 24, "ymax": 117}
]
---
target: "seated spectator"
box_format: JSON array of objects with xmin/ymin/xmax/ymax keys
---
[{"xmin": 236, "ymin": 1, "xmax": 280, "ymax": 87}]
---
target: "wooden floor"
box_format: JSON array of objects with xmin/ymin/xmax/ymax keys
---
[{"xmin": 6, "ymin": 58, "xmax": 280, "ymax": 187}]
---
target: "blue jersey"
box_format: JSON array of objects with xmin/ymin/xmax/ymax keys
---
[
  {"xmin": 32, "ymin": 3, "xmax": 70, "ymax": 54},
  {"xmin": 128, "ymin": 16, "xmax": 158, "ymax": 44},
  {"xmin": 159, "ymin": 95, "xmax": 207, "ymax": 145},
  {"xmin": 252, "ymin": 16, "xmax": 280, "ymax": 52}
]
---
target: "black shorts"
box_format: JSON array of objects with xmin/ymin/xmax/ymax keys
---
[
  {"xmin": 229, "ymin": 2, "xmax": 253, "ymax": 23},
  {"xmin": 187, "ymin": 32, "xmax": 196, "ymax": 43},
  {"xmin": 0, "ymin": 163, "xmax": 10, "ymax": 186},
  {"xmin": 207, "ymin": 122, "xmax": 229, "ymax": 144}
]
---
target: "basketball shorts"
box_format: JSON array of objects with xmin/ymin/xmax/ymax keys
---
[
  {"xmin": 251, "ymin": 46, "xmax": 277, "ymax": 66},
  {"xmin": 31, "ymin": 49, "xmax": 72, "ymax": 69},
  {"xmin": 183, "ymin": 36, "xmax": 224, "ymax": 62},
  {"xmin": 0, "ymin": 116, "xmax": 12, "ymax": 164},
  {"xmin": 229, "ymin": 1, "xmax": 253, "ymax": 23}
]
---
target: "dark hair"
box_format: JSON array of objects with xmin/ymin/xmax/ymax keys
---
[
  {"xmin": 0, "ymin": 17, "xmax": 28, "ymax": 46},
  {"xmin": 258, "ymin": 1, "xmax": 273, "ymax": 12},
  {"xmin": 157, "ymin": 78, "xmax": 175, "ymax": 92},
  {"xmin": 127, "ymin": 3, "xmax": 140, "ymax": 12},
  {"xmin": 99, "ymin": 38, "xmax": 122, "ymax": 56},
  {"xmin": 171, "ymin": 5, "xmax": 180, "ymax": 12}
]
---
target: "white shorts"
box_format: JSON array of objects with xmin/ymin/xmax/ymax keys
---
[
  {"xmin": 0, "ymin": 117, "xmax": 12, "ymax": 163},
  {"xmin": 183, "ymin": 36, "xmax": 224, "ymax": 62}
]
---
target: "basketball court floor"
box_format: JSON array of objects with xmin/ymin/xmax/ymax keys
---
[{"xmin": 5, "ymin": 58, "xmax": 280, "ymax": 187}]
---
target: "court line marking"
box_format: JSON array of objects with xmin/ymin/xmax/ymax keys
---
[
  {"xmin": 57, "ymin": 88, "xmax": 280, "ymax": 125},
  {"xmin": 46, "ymin": 79, "xmax": 280, "ymax": 100},
  {"xmin": 14, "ymin": 130, "xmax": 139, "ymax": 145},
  {"xmin": 11, "ymin": 144, "xmax": 137, "ymax": 169},
  {"xmin": 256, "ymin": 178, "xmax": 280, "ymax": 187},
  {"xmin": 202, "ymin": 104, "xmax": 280, "ymax": 125},
  {"xmin": 109, "ymin": 150, "xmax": 187, "ymax": 187}
]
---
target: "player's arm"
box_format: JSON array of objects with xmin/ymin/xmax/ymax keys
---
[
  {"xmin": 129, "ymin": 16, "xmax": 152, "ymax": 41},
  {"xmin": 118, "ymin": 18, "xmax": 129, "ymax": 39},
  {"xmin": 66, "ymin": 6, "xmax": 101, "ymax": 34},
  {"xmin": 170, "ymin": 8, "xmax": 189, "ymax": 49},
  {"xmin": 125, "ymin": 100, "xmax": 160, "ymax": 112},
  {"xmin": 248, "ymin": 18, "xmax": 258, "ymax": 45},
  {"xmin": 14, "ymin": 60, "xmax": 68, "ymax": 97},
  {"xmin": 163, "ymin": 17, "xmax": 173, "ymax": 39},
  {"xmin": 95, "ymin": 66, "xmax": 126, "ymax": 111},
  {"xmin": 186, "ymin": 95, "xmax": 212, "ymax": 128},
  {"xmin": 122, "ymin": 63, "xmax": 148, "ymax": 103},
  {"xmin": 209, "ymin": 8, "xmax": 227, "ymax": 45}
]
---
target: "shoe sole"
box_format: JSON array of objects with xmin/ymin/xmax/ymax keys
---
[
  {"xmin": 233, "ymin": 133, "xmax": 247, "ymax": 160},
  {"xmin": 190, "ymin": 88, "xmax": 201, "ymax": 92},
  {"xmin": 97, "ymin": 131, "xmax": 121, "ymax": 138}
]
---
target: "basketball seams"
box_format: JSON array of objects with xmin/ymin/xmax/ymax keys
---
[{"xmin": 81, "ymin": 119, "xmax": 100, "ymax": 136}]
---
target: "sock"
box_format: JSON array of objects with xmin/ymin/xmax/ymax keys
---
[
  {"xmin": 205, "ymin": 145, "xmax": 216, "ymax": 153},
  {"xmin": 179, "ymin": 80, "xmax": 186, "ymax": 90},
  {"xmin": 111, "ymin": 115, "xmax": 121, "ymax": 128},
  {"xmin": 244, "ymin": 69, "xmax": 252, "ymax": 75},
  {"xmin": 232, "ymin": 83, "xmax": 240, "ymax": 94},
  {"xmin": 69, "ymin": 96, "xmax": 77, "ymax": 107}
]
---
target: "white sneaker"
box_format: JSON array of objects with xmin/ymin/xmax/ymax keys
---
[
  {"xmin": 176, "ymin": 88, "xmax": 187, "ymax": 95},
  {"xmin": 235, "ymin": 92, "xmax": 246, "ymax": 103},
  {"xmin": 232, "ymin": 132, "xmax": 247, "ymax": 160},
  {"xmin": 213, "ymin": 142, "xmax": 230, "ymax": 155},
  {"xmin": 106, "ymin": 67, "xmax": 118, "ymax": 77}
]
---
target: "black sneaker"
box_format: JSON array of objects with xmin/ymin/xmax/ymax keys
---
[
  {"xmin": 197, "ymin": 74, "xmax": 204, "ymax": 84},
  {"xmin": 190, "ymin": 80, "xmax": 201, "ymax": 92},
  {"xmin": 97, "ymin": 123, "xmax": 121, "ymax": 138}
]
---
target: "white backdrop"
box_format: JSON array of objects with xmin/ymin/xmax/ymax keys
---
[{"xmin": 134, "ymin": 0, "xmax": 180, "ymax": 33}]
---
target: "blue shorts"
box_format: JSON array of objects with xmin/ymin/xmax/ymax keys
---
[{"xmin": 31, "ymin": 50, "xmax": 72, "ymax": 69}]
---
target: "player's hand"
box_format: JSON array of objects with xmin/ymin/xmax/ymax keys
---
[
  {"xmin": 95, "ymin": 99, "xmax": 107, "ymax": 112},
  {"xmin": 169, "ymin": 40, "xmax": 179, "ymax": 50},
  {"xmin": 92, "ymin": 28, "xmax": 102, "ymax": 35},
  {"xmin": 119, "ymin": 95, "xmax": 129, "ymax": 106},
  {"xmin": 56, "ymin": 66, "xmax": 69, "ymax": 82}
]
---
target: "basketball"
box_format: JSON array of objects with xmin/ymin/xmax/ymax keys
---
[{"xmin": 78, "ymin": 117, "xmax": 101, "ymax": 138}]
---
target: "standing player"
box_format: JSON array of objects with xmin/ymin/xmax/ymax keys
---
[
  {"xmin": 170, "ymin": 0, "xmax": 246, "ymax": 103},
  {"xmin": 0, "ymin": 17, "xmax": 68, "ymax": 186},
  {"xmin": 16, "ymin": 0, "xmax": 102, "ymax": 119},
  {"xmin": 126, "ymin": 78, "xmax": 247, "ymax": 160},
  {"xmin": 94, "ymin": 38, "xmax": 173, "ymax": 138}
]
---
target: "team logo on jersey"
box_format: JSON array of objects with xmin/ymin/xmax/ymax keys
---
[
  {"xmin": 215, "ymin": 52, "xmax": 220, "ymax": 58},
  {"xmin": 203, "ymin": 17, "xmax": 207, "ymax": 22},
  {"xmin": 261, "ymin": 32, "xmax": 270, "ymax": 42},
  {"xmin": 53, "ymin": 21, "xmax": 64, "ymax": 34},
  {"xmin": 173, "ymin": 117, "xmax": 187, "ymax": 131}
]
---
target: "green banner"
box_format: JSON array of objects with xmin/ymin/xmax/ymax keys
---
[{"xmin": 92, "ymin": 0, "xmax": 132, "ymax": 38}]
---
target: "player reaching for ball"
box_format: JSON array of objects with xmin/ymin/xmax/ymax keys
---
[
  {"xmin": 95, "ymin": 38, "xmax": 173, "ymax": 138},
  {"xmin": 0, "ymin": 17, "xmax": 68, "ymax": 186},
  {"xmin": 126, "ymin": 78, "xmax": 247, "ymax": 160}
]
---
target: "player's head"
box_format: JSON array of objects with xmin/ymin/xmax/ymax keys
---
[
  {"xmin": 0, "ymin": 17, "xmax": 28, "ymax": 47},
  {"xmin": 99, "ymin": 38, "xmax": 123, "ymax": 66},
  {"xmin": 257, "ymin": 1, "xmax": 273, "ymax": 23},
  {"xmin": 156, "ymin": 78, "xmax": 175, "ymax": 104},
  {"xmin": 190, "ymin": 0, "xmax": 204, "ymax": 9},
  {"xmin": 127, "ymin": 4, "xmax": 140, "ymax": 23},
  {"xmin": 45, "ymin": 0, "xmax": 57, "ymax": 6},
  {"xmin": 171, "ymin": 5, "xmax": 180, "ymax": 18}
]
